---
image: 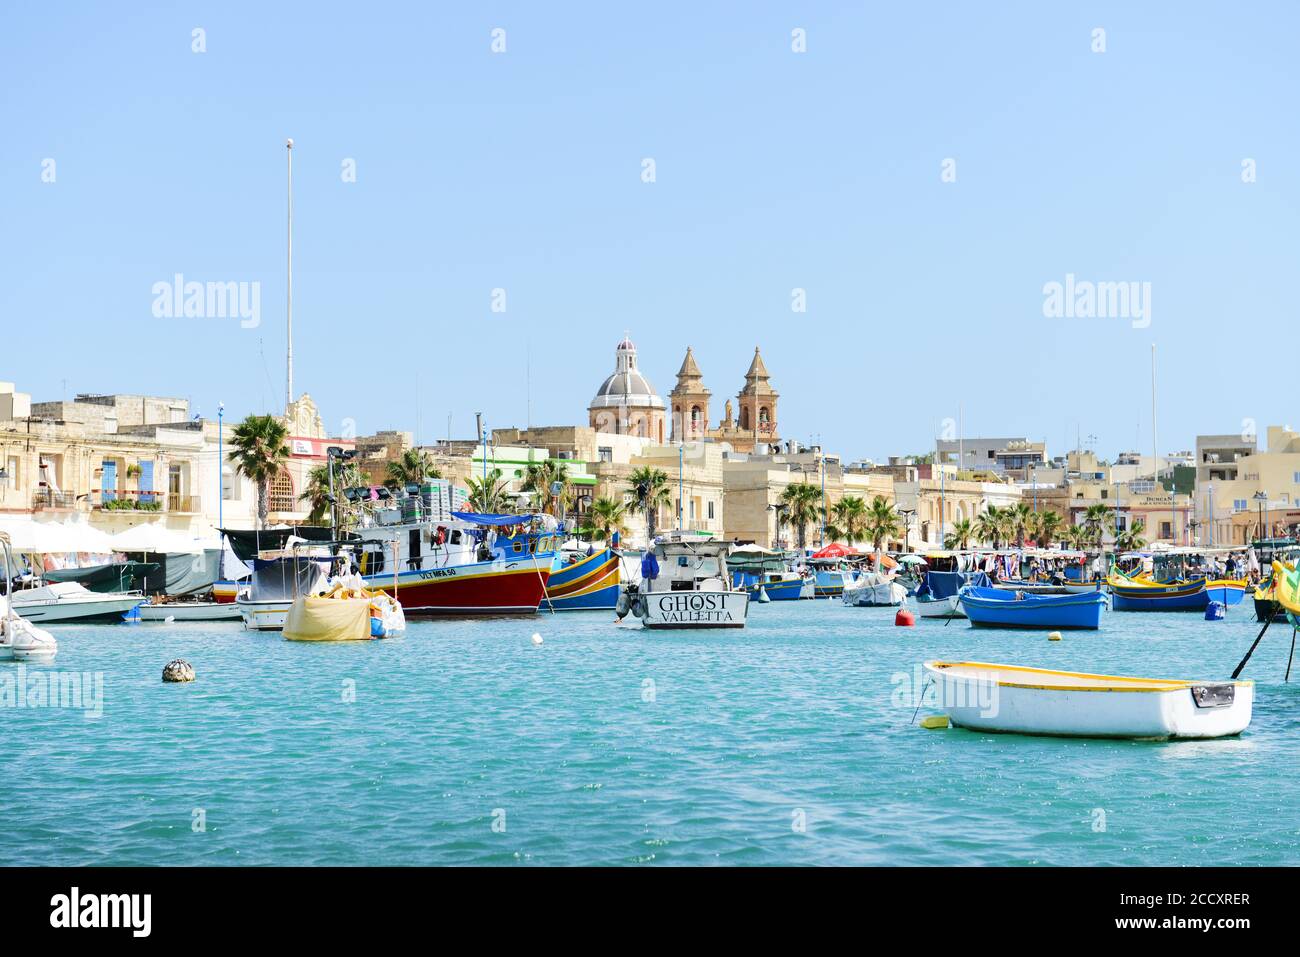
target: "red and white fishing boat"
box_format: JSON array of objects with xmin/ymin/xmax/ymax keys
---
[{"xmin": 349, "ymin": 508, "xmax": 561, "ymax": 616}]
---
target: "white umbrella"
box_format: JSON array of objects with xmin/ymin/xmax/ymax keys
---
[{"xmin": 110, "ymin": 522, "xmax": 208, "ymax": 554}]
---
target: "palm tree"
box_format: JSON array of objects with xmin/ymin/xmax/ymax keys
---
[
  {"xmin": 627, "ymin": 466, "xmax": 673, "ymax": 540},
  {"xmin": 300, "ymin": 461, "xmax": 364, "ymax": 527},
  {"xmin": 466, "ymin": 468, "xmax": 509, "ymax": 513},
  {"xmin": 829, "ymin": 496, "xmax": 869, "ymax": 545},
  {"xmin": 228, "ymin": 414, "xmax": 290, "ymax": 527},
  {"xmin": 780, "ymin": 482, "xmax": 822, "ymax": 550},
  {"xmin": 946, "ymin": 518, "xmax": 975, "ymax": 549},
  {"xmin": 996, "ymin": 509, "xmax": 1018, "ymax": 547},
  {"xmin": 581, "ymin": 496, "xmax": 628, "ymax": 541},
  {"xmin": 1061, "ymin": 524, "xmax": 1090, "ymax": 551},
  {"xmin": 864, "ymin": 496, "xmax": 902, "ymax": 553},
  {"xmin": 1009, "ymin": 502, "xmax": 1034, "ymax": 546},
  {"xmin": 523, "ymin": 460, "xmax": 571, "ymax": 516},
  {"xmin": 1034, "ymin": 510, "xmax": 1064, "ymax": 547},
  {"xmin": 1083, "ymin": 504, "xmax": 1111, "ymax": 547},
  {"xmin": 974, "ymin": 506, "xmax": 1004, "ymax": 548},
  {"xmin": 385, "ymin": 448, "xmax": 439, "ymax": 488},
  {"xmin": 1114, "ymin": 519, "xmax": 1147, "ymax": 552}
]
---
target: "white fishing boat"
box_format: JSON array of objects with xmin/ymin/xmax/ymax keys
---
[
  {"xmin": 841, "ymin": 572, "xmax": 908, "ymax": 607},
  {"xmin": 617, "ymin": 534, "xmax": 748, "ymax": 629},
  {"xmin": 235, "ymin": 546, "xmax": 332, "ymax": 631},
  {"xmin": 136, "ymin": 600, "xmax": 243, "ymax": 622},
  {"xmin": 8, "ymin": 581, "xmax": 145, "ymax": 623},
  {"xmin": 923, "ymin": 661, "xmax": 1253, "ymax": 740},
  {"xmin": 0, "ymin": 534, "xmax": 57, "ymax": 661}
]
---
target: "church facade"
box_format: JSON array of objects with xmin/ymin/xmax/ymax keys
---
[{"xmin": 669, "ymin": 346, "xmax": 780, "ymax": 455}]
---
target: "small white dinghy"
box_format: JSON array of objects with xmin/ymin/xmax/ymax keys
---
[
  {"xmin": 0, "ymin": 533, "xmax": 57, "ymax": 662},
  {"xmin": 923, "ymin": 660, "xmax": 1253, "ymax": 740},
  {"xmin": 914, "ymin": 594, "xmax": 964, "ymax": 619}
]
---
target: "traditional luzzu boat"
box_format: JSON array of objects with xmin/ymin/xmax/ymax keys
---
[
  {"xmin": 923, "ymin": 660, "xmax": 1253, "ymax": 739},
  {"xmin": 352, "ymin": 510, "xmax": 560, "ymax": 616},
  {"xmin": 543, "ymin": 544, "xmax": 621, "ymax": 610},
  {"xmin": 1254, "ymin": 581, "xmax": 1284, "ymax": 622},
  {"xmin": 957, "ymin": 586, "xmax": 1106, "ymax": 630},
  {"xmin": 1108, "ymin": 574, "xmax": 1247, "ymax": 611},
  {"xmin": 1266, "ymin": 560, "xmax": 1300, "ymax": 618},
  {"xmin": 1252, "ymin": 559, "xmax": 1293, "ymax": 622}
]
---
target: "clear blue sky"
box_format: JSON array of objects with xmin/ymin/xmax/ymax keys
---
[{"xmin": 4, "ymin": 2, "xmax": 1297, "ymax": 462}]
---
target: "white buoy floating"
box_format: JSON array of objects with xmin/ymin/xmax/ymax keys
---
[
  {"xmin": 531, "ymin": 632, "xmax": 543, "ymax": 646},
  {"xmin": 1048, "ymin": 631, "xmax": 1062, "ymax": 642}
]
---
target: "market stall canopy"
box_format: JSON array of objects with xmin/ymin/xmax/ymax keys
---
[
  {"xmin": 897, "ymin": 554, "xmax": 929, "ymax": 565},
  {"xmin": 110, "ymin": 522, "xmax": 218, "ymax": 555},
  {"xmin": 731, "ymin": 543, "xmax": 779, "ymax": 556},
  {"xmin": 0, "ymin": 516, "xmax": 118, "ymax": 553},
  {"xmin": 811, "ymin": 542, "xmax": 859, "ymax": 559}
]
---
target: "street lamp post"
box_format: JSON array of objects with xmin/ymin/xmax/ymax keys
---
[
  {"xmin": 217, "ymin": 402, "xmax": 224, "ymax": 532},
  {"xmin": 898, "ymin": 508, "xmax": 916, "ymax": 551},
  {"xmin": 1207, "ymin": 483, "xmax": 1214, "ymax": 547},
  {"xmin": 678, "ymin": 442, "xmax": 684, "ymax": 532}
]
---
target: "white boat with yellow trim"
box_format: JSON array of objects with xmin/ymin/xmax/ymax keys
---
[{"xmin": 923, "ymin": 660, "xmax": 1253, "ymax": 740}]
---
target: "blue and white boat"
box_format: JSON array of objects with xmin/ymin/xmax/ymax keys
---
[
  {"xmin": 958, "ymin": 585, "xmax": 1106, "ymax": 630},
  {"xmin": 915, "ymin": 570, "xmax": 988, "ymax": 619}
]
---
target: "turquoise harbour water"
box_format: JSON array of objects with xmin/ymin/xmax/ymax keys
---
[{"xmin": 3, "ymin": 600, "xmax": 1299, "ymax": 866}]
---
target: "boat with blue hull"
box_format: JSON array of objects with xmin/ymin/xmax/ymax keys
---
[
  {"xmin": 544, "ymin": 546, "xmax": 621, "ymax": 611},
  {"xmin": 731, "ymin": 569, "xmax": 804, "ymax": 601},
  {"xmin": 1108, "ymin": 576, "xmax": 1247, "ymax": 612},
  {"xmin": 727, "ymin": 544, "xmax": 810, "ymax": 601},
  {"xmin": 958, "ymin": 586, "xmax": 1106, "ymax": 630}
]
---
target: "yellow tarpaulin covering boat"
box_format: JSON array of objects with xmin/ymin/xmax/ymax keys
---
[{"xmin": 283, "ymin": 580, "xmax": 406, "ymax": 642}]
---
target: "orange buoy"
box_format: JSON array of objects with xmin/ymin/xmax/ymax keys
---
[{"xmin": 895, "ymin": 608, "xmax": 916, "ymax": 627}]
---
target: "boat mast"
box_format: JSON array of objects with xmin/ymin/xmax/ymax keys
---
[
  {"xmin": 285, "ymin": 137, "xmax": 294, "ymax": 412},
  {"xmin": 1150, "ymin": 344, "xmax": 1160, "ymax": 543}
]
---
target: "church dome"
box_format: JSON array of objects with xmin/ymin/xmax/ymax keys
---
[{"xmin": 589, "ymin": 338, "xmax": 665, "ymax": 411}]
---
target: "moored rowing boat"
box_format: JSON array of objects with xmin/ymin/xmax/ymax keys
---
[
  {"xmin": 957, "ymin": 586, "xmax": 1105, "ymax": 630},
  {"xmin": 923, "ymin": 660, "xmax": 1253, "ymax": 739}
]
